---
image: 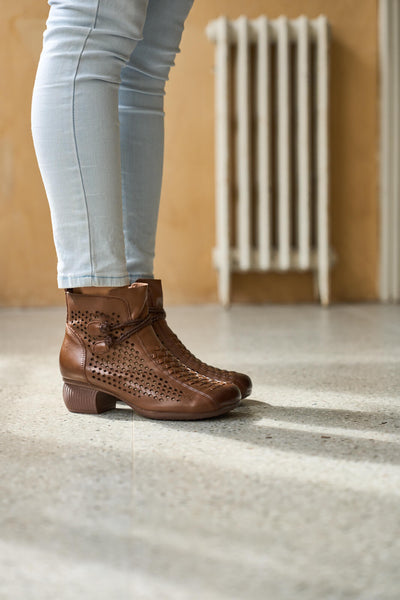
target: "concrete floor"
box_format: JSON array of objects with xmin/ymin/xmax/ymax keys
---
[{"xmin": 1, "ymin": 303, "xmax": 400, "ymax": 599}]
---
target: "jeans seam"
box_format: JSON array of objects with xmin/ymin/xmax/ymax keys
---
[
  {"xmin": 72, "ymin": 30, "xmax": 94, "ymax": 280},
  {"xmin": 71, "ymin": 0, "xmax": 102, "ymax": 281},
  {"xmin": 93, "ymin": 0, "xmax": 101, "ymax": 28}
]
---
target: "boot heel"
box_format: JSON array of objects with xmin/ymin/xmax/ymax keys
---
[{"xmin": 63, "ymin": 382, "xmax": 117, "ymax": 414}]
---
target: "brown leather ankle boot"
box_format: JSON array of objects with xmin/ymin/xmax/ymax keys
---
[
  {"xmin": 136, "ymin": 279, "xmax": 252, "ymax": 399},
  {"xmin": 59, "ymin": 283, "xmax": 241, "ymax": 420}
]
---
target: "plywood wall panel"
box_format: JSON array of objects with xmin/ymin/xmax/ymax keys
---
[{"xmin": 0, "ymin": 0, "xmax": 378, "ymax": 305}]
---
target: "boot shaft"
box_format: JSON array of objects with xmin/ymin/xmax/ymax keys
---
[
  {"xmin": 60, "ymin": 283, "xmax": 156, "ymax": 382},
  {"xmin": 65, "ymin": 282, "xmax": 149, "ymax": 324}
]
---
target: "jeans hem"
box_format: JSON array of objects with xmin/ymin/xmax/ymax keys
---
[{"xmin": 58, "ymin": 274, "xmax": 130, "ymax": 289}]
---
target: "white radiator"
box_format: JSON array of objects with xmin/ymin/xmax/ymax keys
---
[{"xmin": 205, "ymin": 15, "xmax": 334, "ymax": 306}]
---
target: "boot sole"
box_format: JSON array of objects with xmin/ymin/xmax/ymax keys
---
[{"xmin": 63, "ymin": 380, "xmax": 240, "ymax": 421}]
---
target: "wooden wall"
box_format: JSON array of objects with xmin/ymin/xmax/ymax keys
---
[{"xmin": 0, "ymin": 0, "xmax": 378, "ymax": 305}]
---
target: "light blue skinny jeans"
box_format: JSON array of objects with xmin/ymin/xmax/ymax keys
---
[{"xmin": 31, "ymin": 0, "xmax": 195, "ymax": 288}]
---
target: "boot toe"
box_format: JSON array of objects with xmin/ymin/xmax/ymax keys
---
[
  {"xmin": 209, "ymin": 383, "xmax": 242, "ymax": 410},
  {"xmin": 231, "ymin": 372, "xmax": 252, "ymax": 399}
]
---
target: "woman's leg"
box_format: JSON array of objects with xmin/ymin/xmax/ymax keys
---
[
  {"xmin": 118, "ymin": 0, "xmax": 195, "ymax": 282},
  {"xmin": 31, "ymin": 0, "xmax": 149, "ymax": 288}
]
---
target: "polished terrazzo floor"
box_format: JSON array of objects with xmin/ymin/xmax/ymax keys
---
[{"xmin": 1, "ymin": 303, "xmax": 400, "ymax": 599}]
